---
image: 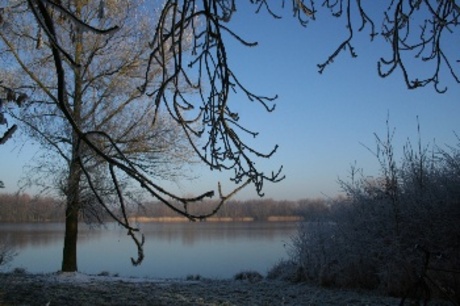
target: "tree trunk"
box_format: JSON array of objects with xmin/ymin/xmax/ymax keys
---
[
  {"xmin": 61, "ymin": 0, "xmax": 84, "ymax": 273},
  {"xmin": 61, "ymin": 159, "xmax": 81, "ymax": 272}
]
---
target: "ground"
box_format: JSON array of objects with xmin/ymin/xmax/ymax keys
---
[{"xmin": 0, "ymin": 272, "xmax": 449, "ymax": 306}]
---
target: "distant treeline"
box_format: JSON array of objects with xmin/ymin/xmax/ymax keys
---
[
  {"xmin": 0, "ymin": 193, "xmax": 64, "ymax": 222},
  {"xmin": 0, "ymin": 192, "xmax": 333, "ymax": 222}
]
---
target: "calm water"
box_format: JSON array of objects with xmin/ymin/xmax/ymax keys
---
[{"xmin": 1, "ymin": 222, "xmax": 298, "ymax": 279}]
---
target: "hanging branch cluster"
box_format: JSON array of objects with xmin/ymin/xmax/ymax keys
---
[
  {"xmin": 316, "ymin": 0, "xmax": 376, "ymax": 72},
  {"xmin": 142, "ymin": 0, "xmax": 284, "ymax": 197},
  {"xmin": 21, "ymin": 0, "xmax": 284, "ymax": 265},
  {"xmin": 379, "ymin": 0, "xmax": 460, "ymax": 92},
  {"xmin": 284, "ymin": 0, "xmax": 459, "ymax": 93},
  {"xmin": 0, "ymin": 84, "xmax": 26, "ymax": 144}
]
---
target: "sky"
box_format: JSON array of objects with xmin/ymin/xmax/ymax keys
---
[{"xmin": 1, "ymin": 2, "xmax": 459, "ymax": 201}]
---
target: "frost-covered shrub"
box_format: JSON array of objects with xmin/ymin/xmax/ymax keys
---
[
  {"xmin": 266, "ymin": 259, "xmax": 305, "ymax": 283},
  {"xmin": 233, "ymin": 270, "xmax": 263, "ymax": 283},
  {"xmin": 289, "ymin": 126, "xmax": 460, "ymax": 300},
  {"xmin": 185, "ymin": 274, "xmax": 203, "ymax": 281}
]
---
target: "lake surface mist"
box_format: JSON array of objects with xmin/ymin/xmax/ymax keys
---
[{"xmin": 1, "ymin": 221, "xmax": 299, "ymax": 279}]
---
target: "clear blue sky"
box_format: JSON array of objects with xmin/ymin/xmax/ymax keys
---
[{"xmin": 1, "ymin": 3, "xmax": 459, "ymax": 201}]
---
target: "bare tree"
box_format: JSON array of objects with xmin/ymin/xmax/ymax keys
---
[
  {"xmin": 1, "ymin": 0, "xmax": 211, "ymax": 271},
  {"xmin": 0, "ymin": 0, "xmax": 284, "ymax": 271}
]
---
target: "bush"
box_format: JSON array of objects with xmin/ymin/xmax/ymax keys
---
[
  {"xmin": 288, "ymin": 123, "xmax": 460, "ymax": 301},
  {"xmin": 266, "ymin": 259, "xmax": 306, "ymax": 283},
  {"xmin": 185, "ymin": 274, "xmax": 203, "ymax": 281},
  {"xmin": 97, "ymin": 271, "xmax": 110, "ymax": 277},
  {"xmin": 12, "ymin": 267, "xmax": 26, "ymax": 275},
  {"xmin": 233, "ymin": 270, "xmax": 263, "ymax": 283},
  {"xmin": 0, "ymin": 240, "xmax": 17, "ymax": 271}
]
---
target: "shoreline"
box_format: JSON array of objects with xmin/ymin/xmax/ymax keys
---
[
  {"xmin": 0, "ymin": 216, "xmax": 305, "ymax": 224},
  {"xmin": 0, "ymin": 271, "xmax": 409, "ymax": 306}
]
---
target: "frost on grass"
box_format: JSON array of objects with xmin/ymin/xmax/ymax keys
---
[{"xmin": 0, "ymin": 272, "xmax": 405, "ymax": 305}]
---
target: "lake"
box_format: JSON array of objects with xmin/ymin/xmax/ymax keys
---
[{"xmin": 1, "ymin": 221, "xmax": 299, "ymax": 279}]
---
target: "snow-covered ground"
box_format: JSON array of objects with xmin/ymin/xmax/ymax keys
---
[{"xmin": 0, "ymin": 271, "xmax": 417, "ymax": 305}]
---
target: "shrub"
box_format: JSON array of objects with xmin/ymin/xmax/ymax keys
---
[
  {"xmin": 266, "ymin": 259, "xmax": 306, "ymax": 283},
  {"xmin": 233, "ymin": 270, "xmax": 263, "ymax": 283},
  {"xmin": 12, "ymin": 267, "xmax": 26, "ymax": 275},
  {"xmin": 185, "ymin": 274, "xmax": 203, "ymax": 281},
  {"xmin": 288, "ymin": 123, "xmax": 460, "ymax": 301},
  {"xmin": 97, "ymin": 271, "xmax": 110, "ymax": 277}
]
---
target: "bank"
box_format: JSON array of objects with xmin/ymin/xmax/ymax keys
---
[{"xmin": 0, "ymin": 272, "xmax": 408, "ymax": 306}]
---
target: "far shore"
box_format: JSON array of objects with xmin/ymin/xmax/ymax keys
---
[
  {"xmin": 128, "ymin": 215, "xmax": 304, "ymax": 223},
  {"xmin": 0, "ymin": 216, "xmax": 305, "ymax": 224}
]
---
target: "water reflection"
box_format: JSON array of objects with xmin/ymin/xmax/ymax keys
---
[
  {"xmin": 2, "ymin": 222, "xmax": 298, "ymax": 279},
  {"xmin": 140, "ymin": 222, "xmax": 295, "ymax": 245},
  {"xmin": 1, "ymin": 223, "xmax": 102, "ymax": 248}
]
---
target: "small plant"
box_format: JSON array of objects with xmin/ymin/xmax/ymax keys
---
[
  {"xmin": 186, "ymin": 274, "xmax": 202, "ymax": 281},
  {"xmin": 267, "ymin": 260, "xmax": 305, "ymax": 283},
  {"xmin": 97, "ymin": 271, "xmax": 110, "ymax": 277},
  {"xmin": 12, "ymin": 267, "xmax": 26, "ymax": 275},
  {"xmin": 233, "ymin": 270, "xmax": 263, "ymax": 283}
]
